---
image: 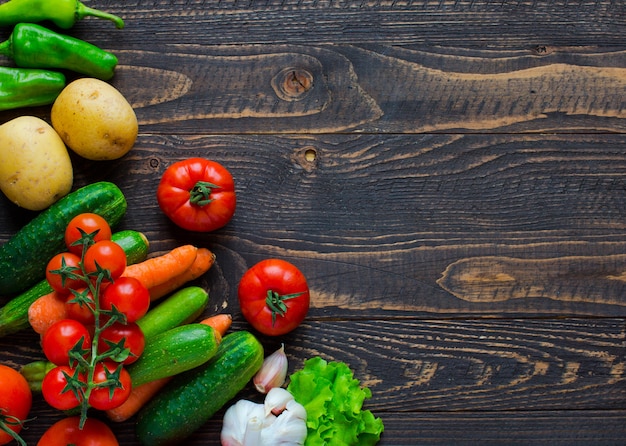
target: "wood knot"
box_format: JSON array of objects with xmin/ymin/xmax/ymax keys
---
[
  {"xmin": 533, "ymin": 45, "xmax": 552, "ymax": 55},
  {"xmin": 272, "ymin": 67, "xmax": 314, "ymax": 101},
  {"xmin": 291, "ymin": 146, "xmax": 318, "ymax": 172}
]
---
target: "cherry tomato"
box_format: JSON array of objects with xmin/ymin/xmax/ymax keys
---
[
  {"xmin": 238, "ymin": 259, "xmax": 310, "ymax": 336},
  {"xmin": 46, "ymin": 252, "xmax": 84, "ymax": 295},
  {"xmin": 156, "ymin": 157, "xmax": 236, "ymax": 232},
  {"xmin": 37, "ymin": 416, "xmax": 119, "ymax": 446},
  {"xmin": 41, "ymin": 365, "xmax": 85, "ymax": 411},
  {"xmin": 87, "ymin": 361, "xmax": 132, "ymax": 411},
  {"xmin": 98, "ymin": 321, "xmax": 145, "ymax": 365},
  {"xmin": 0, "ymin": 364, "xmax": 32, "ymax": 445},
  {"xmin": 65, "ymin": 287, "xmax": 96, "ymax": 325},
  {"xmin": 100, "ymin": 277, "xmax": 150, "ymax": 323},
  {"xmin": 42, "ymin": 319, "xmax": 91, "ymax": 366},
  {"xmin": 83, "ymin": 240, "xmax": 127, "ymax": 281},
  {"xmin": 64, "ymin": 213, "xmax": 112, "ymax": 255}
]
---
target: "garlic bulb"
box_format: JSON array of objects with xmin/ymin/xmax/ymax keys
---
[
  {"xmin": 253, "ymin": 344, "xmax": 288, "ymax": 394},
  {"xmin": 221, "ymin": 387, "xmax": 307, "ymax": 446}
]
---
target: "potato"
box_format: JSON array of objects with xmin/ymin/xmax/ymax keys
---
[
  {"xmin": 51, "ymin": 78, "xmax": 138, "ymax": 161},
  {"xmin": 0, "ymin": 116, "xmax": 73, "ymax": 211}
]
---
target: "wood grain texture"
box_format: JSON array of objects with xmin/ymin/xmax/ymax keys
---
[
  {"xmin": 2, "ymin": 46, "xmax": 625, "ymax": 133},
  {"xmin": 1, "ymin": 0, "xmax": 626, "ymax": 444}
]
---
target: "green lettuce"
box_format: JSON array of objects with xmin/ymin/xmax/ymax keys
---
[{"xmin": 286, "ymin": 356, "xmax": 384, "ymax": 445}]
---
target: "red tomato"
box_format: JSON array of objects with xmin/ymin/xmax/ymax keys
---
[
  {"xmin": 100, "ymin": 277, "xmax": 150, "ymax": 323},
  {"xmin": 42, "ymin": 319, "xmax": 91, "ymax": 366},
  {"xmin": 37, "ymin": 416, "xmax": 119, "ymax": 446},
  {"xmin": 64, "ymin": 213, "xmax": 112, "ymax": 255},
  {"xmin": 0, "ymin": 364, "xmax": 32, "ymax": 445},
  {"xmin": 65, "ymin": 287, "xmax": 96, "ymax": 325},
  {"xmin": 98, "ymin": 321, "xmax": 145, "ymax": 365},
  {"xmin": 46, "ymin": 252, "xmax": 84, "ymax": 295},
  {"xmin": 83, "ymin": 240, "xmax": 127, "ymax": 281},
  {"xmin": 238, "ymin": 259, "xmax": 310, "ymax": 336},
  {"xmin": 156, "ymin": 157, "xmax": 236, "ymax": 232},
  {"xmin": 87, "ymin": 362, "xmax": 131, "ymax": 410},
  {"xmin": 41, "ymin": 365, "xmax": 85, "ymax": 411}
]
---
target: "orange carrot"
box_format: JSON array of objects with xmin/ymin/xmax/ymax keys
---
[
  {"xmin": 199, "ymin": 313, "xmax": 232, "ymax": 337},
  {"xmin": 28, "ymin": 291, "xmax": 68, "ymax": 335},
  {"xmin": 122, "ymin": 245, "xmax": 198, "ymax": 290},
  {"xmin": 105, "ymin": 377, "xmax": 171, "ymax": 422},
  {"xmin": 106, "ymin": 313, "xmax": 231, "ymax": 422},
  {"xmin": 148, "ymin": 248, "xmax": 215, "ymax": 301}
]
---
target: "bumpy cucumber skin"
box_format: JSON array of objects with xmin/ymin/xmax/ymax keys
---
[
  {"xmin": 136, "ymin": 331, "xmax": 264, "ymax": 446},
  {"xmin": 136, "ymin": 286, "xmax": 209, "ymax": 340},
  {"xmin": 128, "ymin": 323, "xmax": 220, "ymax": 388},
  {"xmin": 0, "ymin": 181, "xmax": 127, "ymax": 295},
  {"xmin": 0, "ymin": 230, "xmax": 148, "ymax": 338}
]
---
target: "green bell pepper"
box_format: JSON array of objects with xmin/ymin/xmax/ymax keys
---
[
  {"xmin": 0, "ymin": 0, "xmax": 124, "ymax": 29},
  {"xmin": 0, "ymin": 23, "xmax": 118, "ymax": 80},
  {"xmin": 0, "ymin": 66, "xmax": 65, "ymax": 111}
]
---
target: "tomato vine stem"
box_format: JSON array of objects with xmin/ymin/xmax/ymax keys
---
[
  {"xmin": 266, "ymin": 290, "xmax": 305, "ymax": 326},
  {"xmin": 0, "ymin": 411, "xmax": 27, "ymax": 446},
  {"xmin": 189, "ymin": 181, "xmax": 220, "ymax": 206}
]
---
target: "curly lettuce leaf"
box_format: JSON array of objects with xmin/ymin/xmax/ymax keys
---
[{"xmin": 287, "ymin": 357, "xmax": 384, "ymax": 446}]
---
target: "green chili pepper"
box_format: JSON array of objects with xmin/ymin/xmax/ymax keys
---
[
  {"xmin": 0, "ymin": 0, "xmax": 124, "ymax": 29},
  {"xmin": 0, "ymin": 23, "xmax": 118, "ymax": 80},
  {"xmin": 0, "ymin": 66, "xmax": 65, "ymax": 111}
]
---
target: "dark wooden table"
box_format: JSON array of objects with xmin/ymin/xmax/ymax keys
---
[{"xmin": 1, "ymin": 1, "xmax": 626, "ymax": 444}]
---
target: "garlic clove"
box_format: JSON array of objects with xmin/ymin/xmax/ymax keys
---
[
  {"xmin": 253, "ymin": 344, "xmax": 288, "ymax": 394},
  {"xmin": 260, "ymin": 398, "xmax": 308, "ymax": 445},
  {"xmin": 265, "ymin": 387, "xmax": 295, "ymax": 416},
  {"xmin": 285, "ymin": 399, "xmax": 307, "ymax": 420}
]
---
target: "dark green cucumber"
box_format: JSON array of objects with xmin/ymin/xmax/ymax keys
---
[
  {"xmin": 137, "ymin": 286, "xmax": 209, "ymax": 340},
  {"xmin": 0, "ymin": 181, "xmax": 127, "ymax": 296},
  {"xmin": 128, "ymin": 323, "xmax": 220, "ymax": 388},
  {"xmin": 136, "ymin": 330, "xmax": 264, "ymax": 446},
  {"xmin": 0, "ymin": 230, "xmax": 148, "ymax": 338}
]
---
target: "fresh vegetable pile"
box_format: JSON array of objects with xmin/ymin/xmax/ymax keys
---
[
  {"xmin": 0, "ymin": 182, "xmax": 384, "ymax": 444},
  {"xmin": 0, "ymin": 1, "xmax": 384, "ymax": 443}
]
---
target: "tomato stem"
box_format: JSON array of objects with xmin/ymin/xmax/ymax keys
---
[
  {"xmin": 266, "ymin": 290, "xmax": 305, "ymax": 326},
  {"xmin": 0, "ymin": 410, "xmax": 27, "ymax": 446},
  {"xmin": 189, "ymin": 181, "xmax": 220, "ymax": 206}
]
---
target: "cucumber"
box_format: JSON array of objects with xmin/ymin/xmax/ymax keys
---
[
  {"xmin": 0, "ymin": 181, "xmax": 127, "ymax": 296},
  {"xmin": 128, "ymin": 323, "xmax": 220, "ymax": 388},
  {"xmin": 136, "ymin": 331, "xmax": 264, "ymax": 446},
  {"xmin": 0, "ymin": 230, "xmax": 149, "ymax": 338},
  {"xmin": 111, "ymin": 230, "xmax": 150, "ymax": 265},
  {"xmin": 137, "ymin": 286, "xmax": 209, "ymax": 340}
]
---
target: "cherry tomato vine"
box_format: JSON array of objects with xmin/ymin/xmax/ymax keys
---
[{"xmin": 38, "ymin": 214, "xmax": 148, "ymax": 429}]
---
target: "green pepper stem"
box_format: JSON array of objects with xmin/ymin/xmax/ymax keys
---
[
  {"xmin": 0, "ymin": 37, "xmax": 11, "ymax": 59},
  {"xmin": 76, "ymin": 1, "xmax": 125, "ymax": 29}
]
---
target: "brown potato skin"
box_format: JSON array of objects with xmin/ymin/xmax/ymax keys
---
[{"xmin": 51, "ymin": 78, "xmax": 138, "ymax": 161}]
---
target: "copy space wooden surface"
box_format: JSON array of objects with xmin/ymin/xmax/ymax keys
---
[{"xmin": 1, "ymin": 1, "xmax": 626, "ymax": 444}]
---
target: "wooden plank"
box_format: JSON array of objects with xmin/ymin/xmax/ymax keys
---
[
  {"xmin": 71, "ymin": 0, "xmax": 626, "ymax": 47},
  {"xmin": 144, "ymin": 410, "xmax": 626, "ymax": 445},
  {"xmin": 2, "ymin": 45, "xmax": 624, "ymax": 133}
]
